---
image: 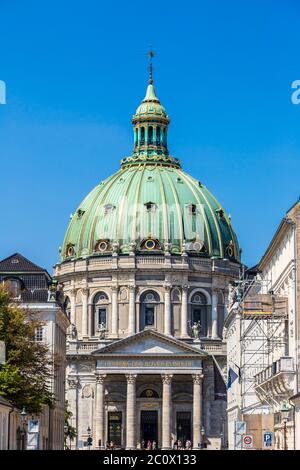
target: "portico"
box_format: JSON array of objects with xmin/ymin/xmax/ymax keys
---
[{"xmin": 69, "ymin": 330, "xmax": 206, "ymax": 450}]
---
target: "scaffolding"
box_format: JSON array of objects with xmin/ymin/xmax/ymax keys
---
[{"xmin": 231, "ymin": 269, "xmax": 288, "ymax": 413}]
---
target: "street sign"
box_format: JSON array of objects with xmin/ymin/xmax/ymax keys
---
[
  {"xmin": 263, "ymin": 431, "xmax": 273, "ymax": 448},
  {"xmin": 242, "ymin": 434, "xmax": 254, "ymax": 449},
  {"xmin": 235, "ymin": 421, "xmax": 246, "ymax": 434}
]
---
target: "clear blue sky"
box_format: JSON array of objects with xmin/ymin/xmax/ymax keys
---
[{"xmin": 0, "ymin": 0, "xmax": 299, "ymax": 272}]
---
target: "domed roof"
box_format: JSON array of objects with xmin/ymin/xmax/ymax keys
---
[
  {"xmin": 133, "ymin": 83, "xmax": 168, "ymax": 120},
  {"xmin": 61, "ymin": 164, "xmax": 239, "ymax": 262},
  {"xmin": 60, "ymin": 74, "xmax": 240, "ymax": 263}
]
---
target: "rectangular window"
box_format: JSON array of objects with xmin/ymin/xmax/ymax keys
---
[
  {"xmin": 36, "ymin": 327, "xmax": 43, "ymax": 342},
  {"xmin": 98, "ymin": 308, "xmax": 107, "ymax": 327}
]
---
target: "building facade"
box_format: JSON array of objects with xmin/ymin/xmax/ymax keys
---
[
  {"xmin": 224, "ymin": 200, "xmax": 300, "ymax": 450},
  {"xmin": 0, "ymin": 253, "xmax": 69, "ymax": 450},
  {"xmin": 56, "ymin": 74, "xmax": 241, "ymax": 449}
]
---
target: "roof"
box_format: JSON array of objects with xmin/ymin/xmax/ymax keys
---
[
  {"xmin": 60, "ymin": 164, "xmax": 240, "ymax": 262},
  {"xmin": 0, "ymin": 253, "xmax": 49, "ymax": 275}
]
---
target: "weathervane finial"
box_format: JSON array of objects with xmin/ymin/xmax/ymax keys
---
[{"xmin": 149, "ymin": 49, "xmax": 154, "ymax": 84}]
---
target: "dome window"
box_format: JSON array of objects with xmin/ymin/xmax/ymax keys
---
[
  {"xmin": 95, "ymin": 240, "xmax": 110, "ymax": 253},
  {"xmin": 176, "ymin": 177, "xmax": 183, "ymax": 183},
  {"xmin": 141, "ymin": 238, "xmax": 160, "ymax": 251},
  {"xmin": 104, "ymin": 204, "xmax": 115, "ymax": 214},
  {"xmin": 66, "ymin": 244, "xmax": 75, "ymax": 258},
  {"xmin": 145, "ymin": 202, "xmax": 157, "ymax": 212},
  {"xmin": 226, "ymin": 240, "xmax": 235, "ymax": 259},
  {"xmin": 77, "ymin": 209, "xmax": 85, "ymax": 219},
  {"xmin": 216, "ymin": 208, "xmax": 224, "ymax": 218},
  {"xmin": 187, "ymin": 203, "xmax": 197, "ymax": 215}
]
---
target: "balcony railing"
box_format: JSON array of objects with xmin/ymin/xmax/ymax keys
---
[{"xmin": 254, "ymin": 357, "xmax": 295, "ymax": 386}]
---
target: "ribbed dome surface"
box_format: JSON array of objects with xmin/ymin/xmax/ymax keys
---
[{"xmin": 61, "ymin": 163, "xmax": 239, "ymax": 262}]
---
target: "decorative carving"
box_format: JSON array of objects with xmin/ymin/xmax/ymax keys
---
[
  {"xmin": 119, "ymin": 288, "xmax": 128, "ymax": 301},
  {"xmin": 68, "ymin": 377, "xmax": 79, "ymax": 389},
  {"xmin": 192, "ymin": 373, "xmax": 204, "ymax": 385},
  {"xmin": 82, "ymin": 384, "xmax": 94, "ymax": 399},
  {"xmin": 82, "ymin": 287, "xmax": 89, "ymax": 296},
  {"xmin": 126, "ymin": 374, "xmax": 137, "ymax": 384},
  {"xmin": 111, "ymin": 286, "xmax": 118, "ymax": 293},
  {"xmin": 161, "ymin": 374, "xmax": 173, "ymax": 385},
  {"xmin": 96, "ymin": 374, "xmax": 106, "ymax": 384},
  {"xmin": 97, "ymin": 322, "xmax": 107, "ymax": 340},
  {"xmin": 129, "ymin": 241, "xmax": 137, "ymax": 255},
  {"xmin": 191, "ymin": 321, "xmax": 201, "ymax": 340}
]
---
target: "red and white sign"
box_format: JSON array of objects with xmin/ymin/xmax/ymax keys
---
[{"xmin": 242, "ymin": 434, "xmax": 254, "ymax": 449}]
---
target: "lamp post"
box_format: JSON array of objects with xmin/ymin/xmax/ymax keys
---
[
  {"xmin": 201, "ymin": 426, "xmax": 205, "ymax": 449},
  {"xmin": 220, "ymin": 432, "xmax": 223, "ymax": 450},
  {"xmin": 281, "ymin": 403, "xmax": 290, "ymax": 451},
  {"xmin": 19, "ymin": 407, "xmax": 27, "ymax": 450},
  {"xmin": 87, "ymin": 426, "xmax": 92, "ymax": 450}
]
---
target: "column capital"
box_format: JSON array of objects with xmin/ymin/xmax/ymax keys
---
[
  {"xmin": 128, "ymin": 285, "xmax": 136, "ymax": 292},
  {"xmin": 161, "ymin": 374, "xmax": 173, "ymax": 385},
  {"xmin": 192, "ymin": 373, "xmax": 204, "ymax": 384},
  {"xmin": 126, "ymin": 373, "xmax": 137, "ymax": 384},
  {"xmin": 68, "ymin": 377, "xmax": 79, "ymax": 389},
  {"xmin": 96, "ymin": 374, "xmax": 107, "ymax": 384},
  {"xmin": 164, "ymin": 284, "xmax": 172, "ymax": 292},
  {"xmin": 82, "ymin": 287, "xmax": 89, "ymax": 296},
  {"xmin": 111, "ymin": 286, "xmax": 119, "ymax": 293},
  {"xmin": 182, "ymin": 285, "xmax": 190, "ymax": 292},
  {"xmin": 69, "ymin": 288, "xmax": 77, "ymax": 297}
]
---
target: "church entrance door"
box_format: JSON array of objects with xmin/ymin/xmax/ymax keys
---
[{"xmin": 140, "ymin": 410, "xmax": 158, "ymax": 447}]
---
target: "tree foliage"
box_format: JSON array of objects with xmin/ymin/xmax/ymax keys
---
[
  {"xmin": 0, "ymin": 286, "xmax": 54, "ymax": 413},
  {"xmin": 64, "ymin": 400, "xmax": 77, "ymax": 449}
]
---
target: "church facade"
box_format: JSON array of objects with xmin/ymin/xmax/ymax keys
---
[{"xmin": 55, "ymin": 70, "xmax": 240, "ymax": 449}]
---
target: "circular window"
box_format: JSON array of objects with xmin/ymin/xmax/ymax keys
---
[
  {"xmin": 67, "ymin": 246, "xmax": 74, "ymax": 257},
  {"xmin": 145, "ymin": 239, "xmax": 156, "ymax": 250},
  {"xmin": 96, "ymin": 241, "xmax": 108, "ymax": 252},
  {"xmin": 193, "ymin": 241, "xmax": 204, "ymax": 252},
  {"xmin": 227, "ymin": 246, "xmax": 234, "ymax": 258}
]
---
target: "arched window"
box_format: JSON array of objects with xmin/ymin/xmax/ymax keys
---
[
  {"xmin": 92, "ymin": 291, "xmax": 109, "ymax": 336},
  {"xmin": 156, "ymin": 126, "xmax": 161, "ymax": 145},
  {"xmin": 148, "ymin": 126, "xmax": 153, "ymax": 144},
  {"xmin": 140, "ymin": 290, "xmax": 160, "ymax": 329},
  {"xmin": 141, "ymin": 127, "xmax": 145, "ymax": 145},
  {"xmin": 135, "ymin": 128, "xmax": 138, "ymax": 147},
  {"xmin": 191, "ymin": 292, "xmax": 207, "ymax": 337},
  {"xmin": 140, "ymin": 389, "xmax": 159, "ymax": 398}
]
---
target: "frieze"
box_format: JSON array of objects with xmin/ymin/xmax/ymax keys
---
[{"xmin": 96, "ymin": 358, "xmax": 202, "ymax": 369}]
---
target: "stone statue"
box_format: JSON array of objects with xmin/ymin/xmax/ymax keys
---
[
  {"xmin": 97, "ymin": 322, "xmax": 106, "ymax": 340},
  {"xmin": 71, "ymin": 323, "xmax": 77, "ymax": 339},
  {"xmin": 192, "ymin": 321, "xmax": 201, "ymax": 340}
]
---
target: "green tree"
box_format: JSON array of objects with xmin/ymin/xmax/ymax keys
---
[
  {"xmin": 64, "ymin": 400, "xmax": 76, "ymax": 449},
  {"xmin": 0, "ymin": 285, "xmax": 54, "ymax": 413}
]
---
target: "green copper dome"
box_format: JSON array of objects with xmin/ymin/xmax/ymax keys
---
[{"xmin": 60, "ymin": 79, "xmax": 240, "ymax": 263}]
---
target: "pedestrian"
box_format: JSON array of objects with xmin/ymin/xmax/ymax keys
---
[{"xmin": 185, "ymin": 439, "xmax": 192, "ymax": 450}]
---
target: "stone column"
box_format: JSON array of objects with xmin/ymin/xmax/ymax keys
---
[
  {"xmin": 111, "ymin": 287, "xmax": 118, "ymax": 337},
  {"xmin": 161, "ymin": 374, "xmax": 173, "ymax": 449},
  {"xmin": 69, "ymin": 289, "xmax": 76, "ymax": 325},
  {"xmin": 224, "ymin": 291, "xmax": 229, "ymax": 319},
  {"xmin": 95, "ymin": 374, "xmax": 106, "ymax": 449},
  {"xmin": 126, "ymin": 374, "xmax": 137, "ymax": 450},
  {"xmin": 67, "ymin": 377, "xmax": 79, "ymax": 449},
  {"xmin": 81, "ymin": 288, "xmax": 89, "ymax": 338},
  {"xmin": 128, "ymin": 287, "xmax": 136, "ymax": 335},
  {"xmin": 192, "ymin": 373, "xmax": 203, "ymax": 450},
  {"xmin": 181, "ymin": 286, "xmax": 189, "ymax": 338},
  {"xmin": 211, "ymin": 291, "xmax": 219, "ymax": 339},
  {"xmin": 164, "ymin": 285, "xmax": 172, "ymax": 336}
]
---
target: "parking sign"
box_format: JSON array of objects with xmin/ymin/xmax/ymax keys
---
[{"xmin": 263, "ymin": 431, "xmax": 273, "ymax": 448}]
